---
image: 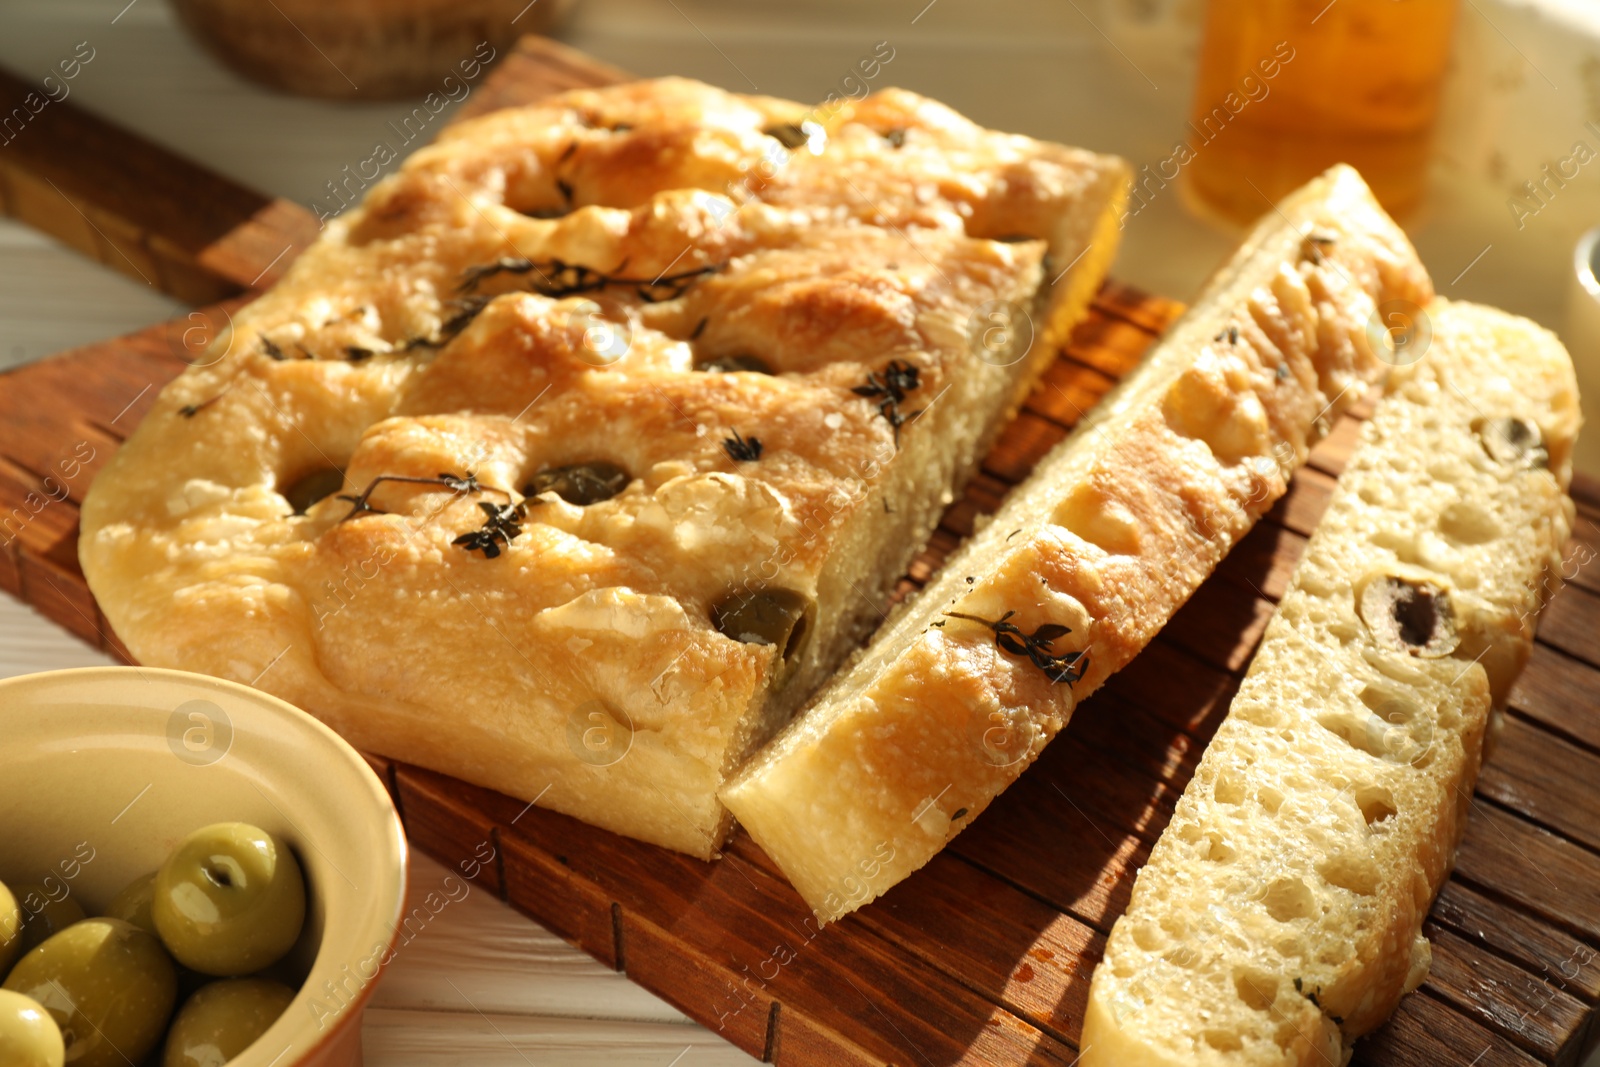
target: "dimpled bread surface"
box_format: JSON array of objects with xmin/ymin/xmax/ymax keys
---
[{"xmin": 79, "ymin": 77, "xmax": 1128, "ymax": 857}]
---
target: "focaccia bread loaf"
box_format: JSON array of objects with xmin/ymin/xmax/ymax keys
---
[
  {"xmin": 722, "ymin": 165, "xmax": 1432, "ymax": 922},
  {"xmin": 79, "ymin": 77, "xmax": 1128, "ymax": 858},
  {"xmin": 1081, "ymin": 300, "xmax": 1579, "ymax": 1066}
]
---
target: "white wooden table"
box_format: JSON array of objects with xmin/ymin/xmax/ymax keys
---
[{"xmin": 2, "ymin": 1, "xmax": 1597, "ymax": 1062}]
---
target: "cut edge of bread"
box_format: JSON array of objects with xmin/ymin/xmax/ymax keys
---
[
  {"xmin": 711, "ymin": 152, "xmax": 1132, "ymax": 854},
  {"xmin": 1080, "ymin": 299, "xmax": 1580, "ymax": 1066},
  {"xmin": 722, "ymin": 165, "xmax": 1434, "ymax": 920}
]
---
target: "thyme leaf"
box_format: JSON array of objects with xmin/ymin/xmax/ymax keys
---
[
  {"xmin": 722, "ymin": 429, "xmax": 763, "ymax": 462},
  {"xmin": 452, "ymin": 499, "xmax": 534, "ymax": 559},
  {"xmin": 942, "ymin": 610, "xmax": 1089, "ymax": 685},
  {"xmin": 852, "ymin": 359, "xmax": 922, "ymax": 445}
]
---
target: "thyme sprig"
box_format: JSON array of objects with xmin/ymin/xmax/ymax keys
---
[
  {"xmin": 852, "ymin": 359, "xmax": 922, "ymax": 445},
  {"xmin": 178, "ymin": 385, "xmax": 230, "ymax": 417},
  {"xmin": 336, "ymin": 472, "xmax": 495, "ymax": 523},
  {"xmin": 722, "ymin": 429, "xmax": 763, "ymax": 462},
  {"xmin": 942, "ymin": 610, "xmax": 1089, "ymax": 685},
  {"xmin": 402, "ymin": 295, "xmax": 492, "ymax": 351},
  {"xmin": 332, "ymin": 470, "xmax": 537, "ymax": 558},
  {"xmin": 261, "ymin": 336, "xmax": 389, "ymax": 362},
  {"xmin": 458, "ymin": 256, "xmax": 721, "ymax": 304},
  {"xmin": 259, "ymin": 337, "xmax": 315, "ymax": 361}
]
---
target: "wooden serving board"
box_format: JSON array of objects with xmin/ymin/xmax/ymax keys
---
[{"xmin": 5, "ymin": 36, "xmax": 1600, "ymax": 1067}]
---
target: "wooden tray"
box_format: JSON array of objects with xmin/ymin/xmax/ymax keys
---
[{"xmin": 5, "ymin": 37, "xmax": 1600, "ymax": 1067}]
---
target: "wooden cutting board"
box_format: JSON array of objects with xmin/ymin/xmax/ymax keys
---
[{"xmin": 4, "ymin": 36, "xmax": 1600, "ymax": 1067}]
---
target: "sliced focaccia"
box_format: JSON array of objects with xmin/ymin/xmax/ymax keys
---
[
  {"xmin": 1081, "ymin": 300, "xmax": 1579, "ymax": 1066},
  {"xmin": 722, "ymin": 165, "xmax": 1432, "ymax": 921},
  {"xmin": 79, "ymin": 77, "xmax": 1127, "ymax": 857}
]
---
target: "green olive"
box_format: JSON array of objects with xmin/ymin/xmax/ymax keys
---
[
  {"xmin": 152, "ymin": 823, "xmax": 306, "ymax": 976},
  {"xmin": 0, "ymin": 989, "xmax": 65, "ymax": 1067},
  {"xmin": 282, "ymin": 467, "xmax": 345, "ymax": 514},
  {"xmin": 104, "ymin": 872, "xmax": 159, "ymax": 938},
  {"xmin": 696, "ymin": 353, "xmax": 773, "ymax": 374},
  {"xmin": 11, "ymin": 884, "xmax": 86, "ymax": 955},
  {"xmin": 1474, "ymin": 415, "xmax": 1549, "ymax": 469},
  {"xmin": 2, "ymin": 918, "xmax": 176, "ymax": 1067},
  {"xmin": 0, "ymin": 881, "xmax": 24, "ymax": 976},
  {"xmin": 162, "ymin": 978, "xmax": 295, "ymax": 1067},
  {"xmin": 524, "ymin": 462, "xmax": 630, "ymax": 505},
  {"xmin": 762, "ymin": 123, "xmax": 809, "ymax": 149},
  {"xmin": 711, "ymin": 589, "xmax": 814, "ymax": 662},
  {"xmin": 105, "ymin": 872, "xmax": 215, "ymax": 1002}
]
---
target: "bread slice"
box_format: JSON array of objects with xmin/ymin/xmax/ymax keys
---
[
  {"xmin": 721, "ymin": 165, "xmax": 1433, "ymax": 922},
  {"xmin": 1081, "ymin": 300, "xmax": 1579, "ymax": 1066},
  {"xmin": 79, "ymin": 78, "xmax": 1127, "ymax": 858}
]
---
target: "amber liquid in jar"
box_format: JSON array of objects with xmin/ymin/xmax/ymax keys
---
[{"xmin": 1182, "ymin": 0, "xmax": 1458, "ymax": 227}]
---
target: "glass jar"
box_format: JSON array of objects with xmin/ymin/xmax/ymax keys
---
[{"xmin": 1182, "ymin": 0, "xmax": 1459, "ymax": 226}]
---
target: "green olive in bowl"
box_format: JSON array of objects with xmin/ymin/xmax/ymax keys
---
[
  {"xmin": 153, "ymin": 823, "xmax": 306, "ymax": 976},
  {"xmin": 0, "ymin": 989, "xmax": 65, "ymax": 1067},
  {"xmin": 0, "ymin": 881, "xmax": 24, "ymax": 975},
  {"xmin": 104, "ymin": 871, "xmax": 159, "ymax": 938},
  {"xmin": 11, "ymin": 885, "xmax": 86, "ymax": 955},
  {"xmin": 3, "ymin": 918, "xmax": 177, "ymax": 1067},
  {"xmin": 163, "ymin": 978, "xmax": 296, "ymax": 1067}
]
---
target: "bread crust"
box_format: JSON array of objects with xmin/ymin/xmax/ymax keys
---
[
  {"xmin": 79, "ymin": 78, "xmax": 1126, "ymax": 857},
  {"xmin": 1082, "ymin": 300, "xmax": 1579, "ymax": 1065},
  {"xmin": 722, "ymin": 166, "xmax": 1433, "ymax": 921}
]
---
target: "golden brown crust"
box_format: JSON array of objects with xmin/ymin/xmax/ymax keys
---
[{"xmin": 80, "ymin": 77, "xmax": 1127, "ymax": 856}]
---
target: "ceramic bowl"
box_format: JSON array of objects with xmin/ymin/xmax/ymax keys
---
[
  {"xmin": 0, "ymin": 666, "xmax": 408, "ymax": 1067},
  {"xmin": 169, "ymin": 0, "xmax": 575, "ymax": 99},
  {"xmin": 1565, "ymin": 226, "xmax": 1600, "ymax": 479}
]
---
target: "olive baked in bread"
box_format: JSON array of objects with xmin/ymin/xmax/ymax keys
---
[
  {"xmin": 79, "ymin": 78, "xmax": 1128, "ymax": 857},
  {"xmin": 722, "ymin": 165, "xmax": 1433, "ymax": 922},
  {"xmin": 1081, "ymin": 300, "xmax": 1579, "ymax": 1066}
]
